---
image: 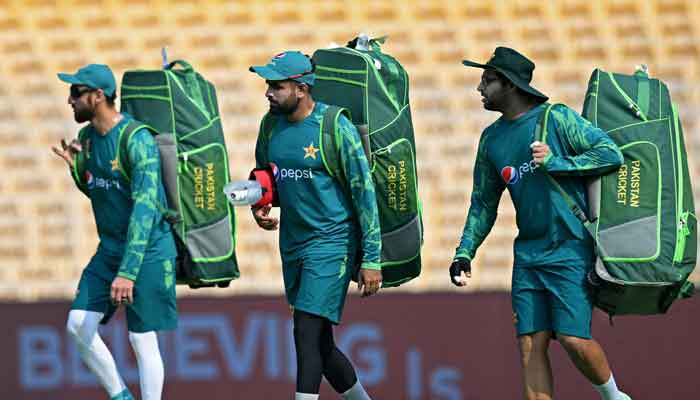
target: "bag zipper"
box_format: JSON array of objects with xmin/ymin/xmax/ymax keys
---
[{"xmin": 671, "ymin": 104, "xmax": 687, "ymax": 264}]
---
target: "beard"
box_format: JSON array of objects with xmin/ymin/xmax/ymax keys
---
[
  {"xmin": 73, "ymin": 106, "xmax": 94, "ymax": 123},
  {"xmin": 269, "ymin": 97, "xmax": 299, "ymax": 115},
  {"xmin": 481, "ymin": 96, "xmax": 500, "ymax": 112}
]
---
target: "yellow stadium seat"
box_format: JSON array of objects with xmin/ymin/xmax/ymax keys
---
[
  {"xmin": 606, "ymin": 1, "xmax": 641, "ymax": 19},
  {"xmin": 460, "ymin": 3, "xmax": 497, "ymax": 20},
  {"xmin": 0, "ymin": 15, "xmax": 22, "ymax": 32},
  {"xmin": 367, "ymin": 3, "xmax": 399, "ymax": 23},
  {"xmin": 655, "ymin": 0, "xmax": 690, "ymax": 17},
  {"xmin": 314, "ymin": 4, "xmax": 347, "ymax": 24}
]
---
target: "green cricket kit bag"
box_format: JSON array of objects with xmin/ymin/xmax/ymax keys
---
[
  {"xmin": 119, "ymin": 59, "xmax": 239, "ymax": 288},
  {"xmin": 311, "ymin": 36, "xmax": 423, "ymax": 287},
  {"xmin": 577, "ymin": 67, "xmax": 697, "ymax": 315}
]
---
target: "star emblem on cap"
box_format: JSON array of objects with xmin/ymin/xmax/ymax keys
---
[{"xmin": 303, "ymin": 142, "xmax": 319, "ymax": 159}]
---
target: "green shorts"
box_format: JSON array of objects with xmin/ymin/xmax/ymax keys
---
[
  {"xmin": 511, "ymin": 263, "xmax": 593, "ymax": 339},
  {"xmin": 71, "ymin": 253, "xmax": 177, "ymax": 333},
  {"xmin": 282, "ymin": 248, "xmax": 356, "ymax": 324}
]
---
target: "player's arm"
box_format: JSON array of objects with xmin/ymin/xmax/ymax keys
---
[
  {"xmin": 252, "ymin": 114, "xmax": 279, "ymax": 230},
  {"xmin": 451, "ymin": 134, "xmax": 504, "ymax": 286},
  {"xmin": 541, "ymin": 105, "xmax": 623, "ymax": 176},
  {"xmin": 69, "ymin": 158, "xmax": 90, "ymax": 197},
  {"xmin": 52, "ymin": 133, "xmax": 89, "ymax": 197},
  {"xmin": 337, "ymin": 117, "xmax": 382, "ymax": 271},
  {"xmin": 117, "ymin": 129, "xmax": 162, "ymax": 282},
  {"xmin": 337, "ymin": 117, "xmax": 382, "ymax": 297},
  {"xmin": 455, "ymin": 132, "xmax": 505, "ymax": 261}
]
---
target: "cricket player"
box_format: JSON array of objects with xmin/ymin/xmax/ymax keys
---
[
  {"xmin": 451, "ymin": 47, "xmax": 631, "ymax": 400},
  {"xmin": 54, "ymin": 64, "xmax": 177, "ymax": 400},
  {"xmin": 250, "ymin": 51, "xmax": 381, "ymax": 400}
]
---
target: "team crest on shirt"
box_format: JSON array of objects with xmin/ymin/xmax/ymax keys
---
[
  {"xmin": 110, "ymin": 159, "xmax": 119, "ymax": 171},
  {"xmin": 303, "ymin": 142, "xmax": 319, "ymax": 159}
]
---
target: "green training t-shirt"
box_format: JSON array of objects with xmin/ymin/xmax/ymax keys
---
[
  {"xmin": 456, "ymin": 103, "xmax": 623, "ymax": 268},
  {"xmin": 265, "ymin": 102, "xmax": 381, "ymax": 269},
  {"xmin": 74, "ymin": 114, "xmax": 177, "ymax": 280}
]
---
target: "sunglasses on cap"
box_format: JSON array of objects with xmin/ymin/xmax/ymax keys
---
[{"xmin": 70, "ymin": 85, "xmax": 96, "ymax": 99}]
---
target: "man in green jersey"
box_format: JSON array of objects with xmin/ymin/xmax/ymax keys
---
[
  {"xmin": 250, "ymin": 51, "xmax": 381, "ymax": 400},
  {"xmin": 450, "ymin": 47, "xmax": 632, "ymax": 400},
  {"xmin": 53, "ymin": 64, "xmax": 177, "ymax": 400}
]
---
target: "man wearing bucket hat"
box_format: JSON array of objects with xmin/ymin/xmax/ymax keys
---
[
  {"xmin": 250, "ymin": 51, "xmax": 381, "ymax": 400},
  {"xmin": 53, "ymin": 64, "xmax": 177, "ymax": 400},
  {"xmin": 450, "ymin": 47, "xmax": 631, "ymax": 400}
]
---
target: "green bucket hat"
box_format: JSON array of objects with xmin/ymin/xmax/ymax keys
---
[
  {"xmin": 462, "ymin": 47, "xmax": 548, "ymax": 101},
  {"xmin": 249, "ymin": 51, "xmax": 315, "ymax": 86}
]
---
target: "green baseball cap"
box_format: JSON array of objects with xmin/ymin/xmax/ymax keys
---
[
  {"xmin": 249, "ymin": 51, "xmax": 315, "ymax": 86},
  {"xmin": 462, "ymin": 47, "xmax": 548, "ymax": 101},
  {"xmin": 57, "ymin": 64, "xmax": 116, "ymax": 97}
]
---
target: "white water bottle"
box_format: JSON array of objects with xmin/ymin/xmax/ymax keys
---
[
  {"xmin": 223, "ymin": 180, "xmax": 263, "ymax": 207},
  {"xmin": 356, "ymin": 33, "xmax": 370, "ymax": 51}
]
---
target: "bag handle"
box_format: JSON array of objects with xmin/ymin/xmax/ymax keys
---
[
  {"xmin": 166, "ymin": 59, "xmax": 194, "ymax": 73},
  {"xmin": 166, "ymin": 60, "xmax": 210, "ymax": 119},
  {"xmin": 634, "ymin": 65, "xmax": 650, "ymax": 118},
  {"xmin": 346, "ymin": 35, "xmax": 388, "ymax": 53},
  {"xmin": 369, "ymin": 35, "xmax": 388, "ymax": 52}
]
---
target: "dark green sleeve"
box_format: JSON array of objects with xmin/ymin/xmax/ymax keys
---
[
  {"xmin": 254, "ymin": 123, "xmax": 267, "ymax": 169},
  {"xmin": 455, "ymin": 131, "xmax": 505, "ymax": 260},
  {"xmin": 69, "ymin": 164, "xmax": 89, "ymax": 197},
  {"xmin": 337, "ymin": 116, "xmax": 381, "ymax": 270},
  {"xmin": 117, "ymin": 129, "xmax": 162, "ymax": 281},
  {"xmin": 69, "ymin": 128, "xmax": 90, "ymax": 197},
  {"xmin": 543, "ymin": 105, "xmax": 623, "ymax": 176},
  {"xmin": 255, "ymin": 113, "xmax": 276, "ymax": 169}
]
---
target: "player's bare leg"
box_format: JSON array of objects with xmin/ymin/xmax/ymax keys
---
[
  {"xmin": 557, "ymin": 335, "xmax": 630, "ymax": 399},
  {"xmin": 518, "ymin": 331, "xmax": 554, "ymax": 400}
]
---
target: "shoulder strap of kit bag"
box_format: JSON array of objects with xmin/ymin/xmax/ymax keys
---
[{"xmin": 535, "ymin": 103, "xmax": 595, "ymax": 237}]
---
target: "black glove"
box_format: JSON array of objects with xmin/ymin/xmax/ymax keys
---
[{"xmin": 449, "ymin": 257, "xmax": 471, "ymax": 286}]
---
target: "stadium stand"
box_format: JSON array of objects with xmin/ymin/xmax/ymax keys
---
[{"xmin": 0, "ymin": 0, "xmax": 698, "ymax": 300}]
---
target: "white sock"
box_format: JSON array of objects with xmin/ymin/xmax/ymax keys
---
[
  {"xmin": 66, "ymin": 310, "xmax": 127, "ymax": 397},
  {"xmin": 341, "ymin": 381, "xmax": 372, "ymax": 400},
  {"xmin": 295, "ymin": 393, "xmax": 319, "ymax": 400},
  {"xmin": 128, "ymin": 331, "xmax": 164, "ymax": 400},
  {"xmin": 594, "ymin": 374, "xmax": 624, "ymax": 400}
]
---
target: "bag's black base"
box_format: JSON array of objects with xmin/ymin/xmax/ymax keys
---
[{"xmin": 587, "ymin": 269, "xmax": 688, "ymax": 316}]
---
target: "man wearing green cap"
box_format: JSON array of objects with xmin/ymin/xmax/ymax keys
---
[
  {"xmin": 450, "ymin": 47, "xmax": 631, "ymax": 400},
  {"xmin": 250, "ymin": 51, "xmax": 381, "ymax": 400},
  {"xmin": 53, "ymin": 64, "xmax": 177, "ymax": 400}
]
